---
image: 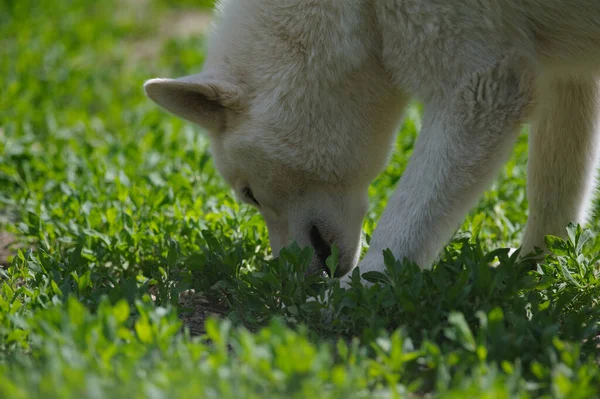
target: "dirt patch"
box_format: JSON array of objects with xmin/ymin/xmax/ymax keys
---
[
  {"xmin": 161, "ymin": 10, "xmax": 213, "ymax": 39},
  {"xmin": 147, "ymin": 286, "xmax": 228, "ymax": 336},
  {"xmin": 0, "ymin": 231, "xmax": 16, "ymax": 267},
  {"xmin": 124, "ymin": 2, "xmax": 221, "ymax": 334},
  {"xmin": 129, "ymin": 8, "xmax": 214, "ymax": 63},
  {"xmin": 178, "ymin": 290, "xmax": 229, "ymax": 336}
]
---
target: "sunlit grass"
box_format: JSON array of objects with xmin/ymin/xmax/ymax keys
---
[{"xmin": 1, "ymin": 1, "xmax": 599, "ymax": 397}]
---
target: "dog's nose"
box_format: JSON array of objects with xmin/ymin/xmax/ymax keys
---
[{"xmin": 309, "ymin": 225, "xmax": 332, "ymax": 273}]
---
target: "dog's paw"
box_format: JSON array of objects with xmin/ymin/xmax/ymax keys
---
[
  {"xmin": 489, "ymin": 247, "xmax": 519, "ymax": 267},
  {"xmin": 351, "ymin": 253, "xmax": 384, "ymax": 288},
  {"xmin": 305, "ymin": 292, "xmax": 328, "ymax": 305},
  {"xmin": 488, "ymin": 246, "xmax": 542, "ymax": 271},
  {"xmin": 304, "ymin": 273, "xmax": 353, "ymax": 306},
  {"xmin": 302, "ymin": 257, "xmax": 382, "ymax": 307},
  {"xmin": 338, "ymin": 272, "xmax": 355, "ymax": 290}
]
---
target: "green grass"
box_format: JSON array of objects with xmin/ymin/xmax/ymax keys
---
[{"xmin": 1, "ymin": 1, "xmax": 599, "ymax": 398}]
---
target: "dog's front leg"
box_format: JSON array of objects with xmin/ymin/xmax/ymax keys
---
[{"xmin": 346, "ymin": 56, "xmax": 534, "ymax": 286}]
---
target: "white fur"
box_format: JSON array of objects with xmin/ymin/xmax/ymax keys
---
[{"xmin": 144, "ymin": 0, "xmax": 600, "ymax": 286}]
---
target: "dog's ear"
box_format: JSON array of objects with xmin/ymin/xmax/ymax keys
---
[{"xmin": 143, "ymin": 73, "xmax": 242, "ymax": 133}]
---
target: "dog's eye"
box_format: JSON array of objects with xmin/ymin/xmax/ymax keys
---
[{"xmin": 242, "ymin": 187, "xmax": 260, "ymax": 206}]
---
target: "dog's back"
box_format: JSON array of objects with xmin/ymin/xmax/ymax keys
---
[{"xmin": 524, "ymin": 0, "xmax": 600, "ymax": 69}]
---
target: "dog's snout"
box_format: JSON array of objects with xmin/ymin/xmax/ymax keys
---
[{"xmin": 309, "ymin": 225, "xmax": 332, "ymax": 270}]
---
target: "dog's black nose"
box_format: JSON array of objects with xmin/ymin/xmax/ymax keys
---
[{"xmin": 309, "ymin": 225, "xmax": 332, "ymax": 273}]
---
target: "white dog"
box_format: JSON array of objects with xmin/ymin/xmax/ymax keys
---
[{"xmin": 144, "ymin": 0, "xmax": 600, "ymax": 287}]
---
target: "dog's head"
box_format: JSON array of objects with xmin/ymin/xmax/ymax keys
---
[{"xmin": 143, "ymin": 1, "xmax": 406, "ymax": 276}]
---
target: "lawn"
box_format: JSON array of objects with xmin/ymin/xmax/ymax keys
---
[{"xmin": 1, "ymin": 1, "xmax": 599, "ymax": 398}]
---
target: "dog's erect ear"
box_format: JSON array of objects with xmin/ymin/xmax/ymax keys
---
[{"xmin": 143, "ymin": 73, "xmax": 243, "ymax": 133}]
